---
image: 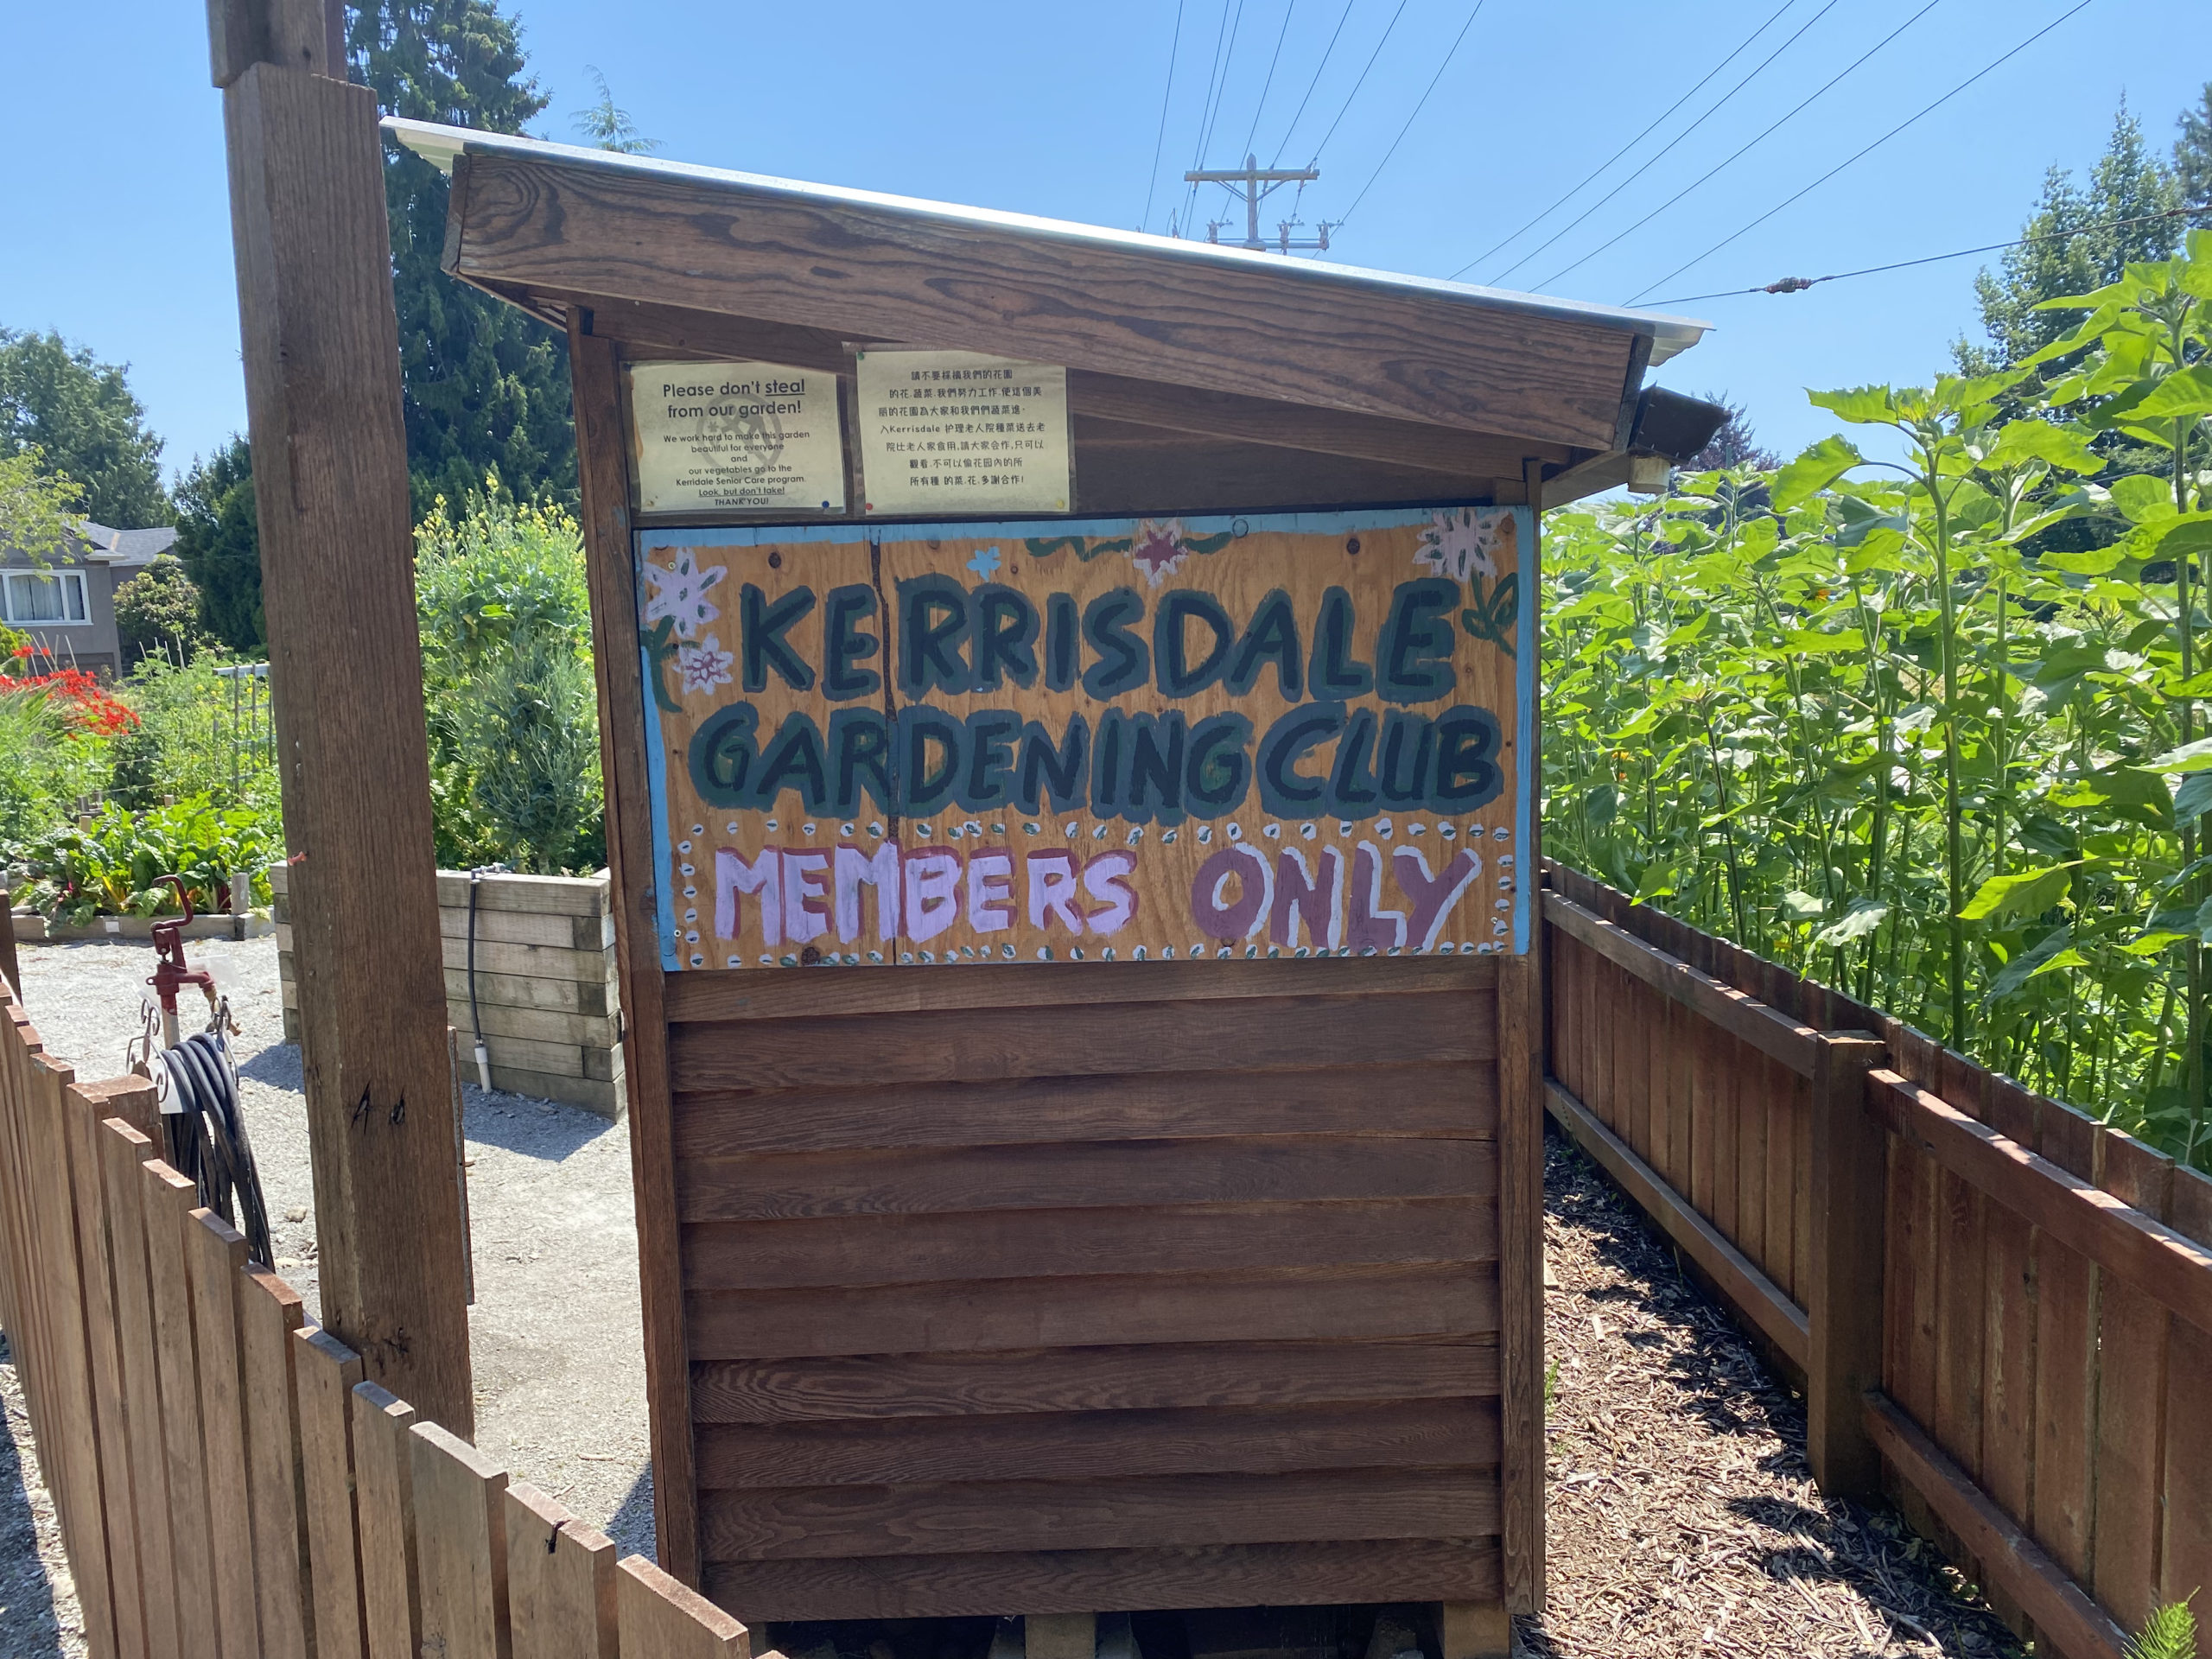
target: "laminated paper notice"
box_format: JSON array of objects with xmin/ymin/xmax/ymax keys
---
[
  {"xmin": 628, "ymin": 359, "xmax": 847, "ymax": 514},
  {"xmin": 856, "ymin": 348, "xmax": 1071, "ymax": 516}
]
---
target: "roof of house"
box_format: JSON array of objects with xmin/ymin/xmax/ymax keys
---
[{"xmin": 78, "ymin": 524, "xmax": 178, "ymax": 566}]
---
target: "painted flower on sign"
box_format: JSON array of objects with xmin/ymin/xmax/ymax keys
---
[
  {"xmin": 677, "ymin": 634, "xmax": 734, "ymax": 694},
  {"xmin": 1128, "ymin": 518, "xmax": 1189, "ymax": 587},
  {"xmin": 1415, "ymin": 506, "xmax": 1505, "ymax": 584},
  {"xmin": 966, "ymin": 545, "xmax": 1003, "ymax": 579},
  {"xmin": 644, "ymin": 552, "xmax": 725, "ymax": 639}
]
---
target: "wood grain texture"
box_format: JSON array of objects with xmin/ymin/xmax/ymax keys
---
[
  {"xmin": 677, "ymin": 1136, "xmax": 1497, "ymax": 1223},
  {"xmin": 1804, "ymin": 1034, "xmax": 1886, "ymax": 1501},
  {"xmin": 700, "ymin": 1465, "xmax": 1498, "ymax": 1560},
  {"xmin": 664, "ymin": 952, "xmax": 1496, "ymax": 1023},
  {"xmin": 1546, "ymin": 1078, "xmax": 1808, "ymax": 1365},
  {"xmin": 569, "ymin": 321, "xmax": 699, "ymax": 1581},
  {"xmin": 295, "ymin": 1325, "xmax": 369, "ymax": 1659},
  {"xmin": 449, "ymin": 152, "xmax": 1642, "ymax": 448},
  {"xmin": 65, "ymin": 1095, "xmax": 149, "ymax": 1659},
  {"xmin": 353, "ymin": 1381, "xmax": 422, "ymax": 1659},
  {"xmin": 223, "ymin": 59, "xmax": 472, "ymax": 1429},
  {"xmin": 238, "ymin": 1267, "xmax": 312, "ymax": 1659},
  {"xmin": 505, "ymin": 1482, "xmax": 619, "ymax": 1659},
  {"xmin": 1497, "ymin": 948, "xmax": 1544, "ymax": 1613},
  {"xmin": 697, "ymin": 1398, "xmax": 1501, "ymax": 1488},
  {"xmin": 691, "ymin": 1338, "xmax": 1500, "ymax": 1423},
  {"xmin": 521, "ymin": 289, "xmax": 1577, "ymax": 479},
  {"xmin": 100, "ymin": 1122, "xmax": 181, "ymax": 1659},
  {"xmin": 673, "ymin": 1064, "xmax": 1495, "ymax": 1157},
  {"xmin": 147, "ymin": 1158, "xmax": 222, "ymax": 1658},
  {"xmin": 186, "ymin": 1210, "xmax": 263, "ymax": 1659},
  {"xmin": 685, "ymin": 1197, "xmax": 1494, "ymax": 1291},
  {"xmin": 617, "ymin": 1555, "xmax": 751, "ymax": 1658},
  {"xmin": 698, "ymin": 1536, "xmax": 1500, "ymax": 1620},
  {"xmin": 411, "ymin": 1421, "xmax": 511, "ymax": 1659},
  {"xmin": 686, "ymin": 1262, "xmax": 1500, "ymax": 1361},
  {"xmin": 1866, "ymin": 1391, "xmax": 2126, "ymax": 1659},
  {"xmin": 667, "ymin": 991, "xmax": 1494, "ymax": 1093}
]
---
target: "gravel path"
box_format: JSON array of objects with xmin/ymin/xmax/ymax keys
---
[
  {"xmin": 1529, "ymin": 1132, "xmax": 2024, "ymax": 1658},
  {"xmin": 2, "ymin": 935, "xmax": 652, "ymax": 1659}
]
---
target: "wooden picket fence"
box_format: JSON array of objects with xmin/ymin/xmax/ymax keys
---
[
  {"xmin": 0, "ymin": 970, "xmax": 765, "ymax": 1659},
  {"xmin": 1542, "ymin": 861, "xmax": 2212, "ymax": 1659}
]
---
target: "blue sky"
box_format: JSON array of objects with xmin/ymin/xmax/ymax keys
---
[{"xmin": 2, "ymin": 0, "xmax": 2203, "ymax": 498}]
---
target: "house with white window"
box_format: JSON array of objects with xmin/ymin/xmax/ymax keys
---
[{"xmin": 1, "ymin": 521, "xmax": 177, "ymax": 678}]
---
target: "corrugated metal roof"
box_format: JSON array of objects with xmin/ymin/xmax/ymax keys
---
[{"xmin": 385, "ymin": 118, "xmax": 1710, "ymax": 367}]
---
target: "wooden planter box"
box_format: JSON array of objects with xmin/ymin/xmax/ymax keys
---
[{"xmin": 273, "ymin": 865, "xmax": 625, "ymax": 1117}]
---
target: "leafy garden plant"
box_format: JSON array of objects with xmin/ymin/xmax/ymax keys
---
[{"xmin": 1543, "ymin": 231, "xmax": 2212, "ymax": 1169}]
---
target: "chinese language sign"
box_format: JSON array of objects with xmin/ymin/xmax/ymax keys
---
[
  {"xmin": 855, "ymin": 349, "xmax": 1071, "ymax": 515},
  {"xmin": 637, "ymin": 506, "xmax": 1533, "ymax": 972},
  {"xmin": 627, "ymin": 359, "xmax": 847, "ymax": 513}
]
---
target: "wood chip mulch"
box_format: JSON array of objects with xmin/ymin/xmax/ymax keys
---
[{"xmin": 1525, "ymin": 1130, "xmax": 2027, "ymax": 1659}]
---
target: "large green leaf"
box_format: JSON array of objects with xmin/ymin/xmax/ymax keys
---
[
  {"xmin": 1984, "ymin": 420, "xmax": 2101, "ymax": 474},
  {"xmin": 2132, "ymin": 365, "xmax": 2212, "ymax": 420},
  {"xmin": 2151, "ymin": 735, "xmax": 2212, "ymax": 772},
  {"xmin": 1806, "ymin": 386, "xmax": 1897, "ymax": 424},
  {"xmin": 1774, "ymin": 436, "xmax": 1865, "ymax": 511},
  {"xmin": 1958, "ymin": 861, "xmax": 2077, "ymax": 923},
  {"xmin": 2111, "ymin": 474, "xmax": 2177, "ymax": 524}
]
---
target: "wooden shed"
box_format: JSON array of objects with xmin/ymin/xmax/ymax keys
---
[{"xmin": 397, "ymin": 117, "xmax": 1716, "ymax": 1656}]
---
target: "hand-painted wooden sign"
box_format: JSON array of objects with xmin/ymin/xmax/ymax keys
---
[{"xmin": 637, "ymin": 505, "xmax": 1532, "ymax": 970}]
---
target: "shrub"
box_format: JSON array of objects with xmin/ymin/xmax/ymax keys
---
[
  {"xmin": 415, "ymin": 491, "xmax": 602, "ymax": 873},
  {"xmin": 114, "ymin": 555, "xmax": 211, "ymax": 665},
  {"xmin": 107, "ymin": 652, "xmax": 273, "ymax": 810}
]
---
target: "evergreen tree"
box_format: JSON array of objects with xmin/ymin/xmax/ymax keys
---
[
  {"xmin": 0, "ymin": 329, "xmax": 169, "ymax": 528},
  {"xmin": 1688, "ymin": 393, "xmax": 1779, "ymax": 473},
  {"xmin": 1962, "ymin": 102, "xmax": 2181, "ymax": 370},
  {"xmin": 346, "ymin": 0, "xmax": 575, "ymax": 514},
  {"xmin": 2177, "ymin": 82, "xmax": 2212, "ymax": 208},
  {"xmin": 173, "ymin": 438, "xmax": 264, "ymax": 653}
]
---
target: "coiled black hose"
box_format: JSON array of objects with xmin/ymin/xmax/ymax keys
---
[{"xmin": 159, "ymin": 1028, "xmax": 274, "ymax": 1268}]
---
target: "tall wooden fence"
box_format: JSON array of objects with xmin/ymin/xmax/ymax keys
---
[
  {"xmin": 0, "ymin": 970, "xmax": 765, "ymax": 1659},
  {"xmin": 1542, "ymin": 862, "xmax": 2212, "ymax": 1659}
]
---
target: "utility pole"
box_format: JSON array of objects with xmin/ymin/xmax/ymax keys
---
[
  {"xmin": 208, "ymin": 0, "xmax": 476, "ymax": 1430},
  {"xmin": 1183, "ymin": 154, "xmax": 1335, "ymax": 251}
]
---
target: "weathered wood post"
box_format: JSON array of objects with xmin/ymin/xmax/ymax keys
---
[
  {"xmin": 209, "ymin": 0, "xmax": 474, "ymax": 1429},
  {"xmin": 1806, "ymin": 1031, "xmax": 1887, "ymax": 1497}
]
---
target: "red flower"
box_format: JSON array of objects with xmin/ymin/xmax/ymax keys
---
[{"xmin": 0, "ymin": 668, "xmax": 139, "ymax": 736}]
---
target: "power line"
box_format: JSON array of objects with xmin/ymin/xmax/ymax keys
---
[
  {"xmin": 1305, "ymin": 0, "xmax": 1411, "ymax": 165},
  {"xmin": 1195, "ymin": 0, "xmax": 1251, "ymax": 173},
  {"xmin": 1337, "ymin": 0, "xmax": 1488, "ymax": 228},
  {"xmin": 1141, "ymin": 0, "xmax": 1189, "ymax": 232},
  {"xmin": 1483, "ymin": 0, "xmax": 1845, "ymax": 288},
  {"xmin": 1624, "ymin": 0, "xmax": 2099, "ymax": 304},
  {"xmin": 1178, "ymin": 0, "xmax": 1239, "ymax": 232},
  {"xmin": 1268, "ymin": 0, "xmax": 1359, "ymax": 166},
  {"xmin": 1446, "ymin": 0, "xmax": 1797, "ymax": 282},
  {"xmin": 1243, "ymin": 0, "xmax": 1299, "ymax": 160},
  {"xmin": 1531, "ymin": 0, "xmax": 1944, "ymax": 292},
  {"xmin": 1632, "ymin": 203, "xmax": 2211, "ymax": 310}
]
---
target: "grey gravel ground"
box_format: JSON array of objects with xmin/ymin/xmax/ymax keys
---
[{"xmin": 2, "ymin": 935, "xmax": 652, "ymax": 1657}]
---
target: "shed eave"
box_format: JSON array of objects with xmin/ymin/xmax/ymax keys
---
[{"xmin": 383, "ymin": 118, "xmax": 1710, "ymax": 366}]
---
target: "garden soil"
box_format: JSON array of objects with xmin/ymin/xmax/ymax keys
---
[{"xmin": 1, "ymin": 938, "xmax": 2028, "ymax": 1659}]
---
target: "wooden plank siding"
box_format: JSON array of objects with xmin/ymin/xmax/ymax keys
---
[
  {"xmin": 664, "ymin": 954, "xmax": 1511, "ymax": 1619},
  {"xmin": 1540, "ymin": 860, "xmax": 2212, "ymax": 1659}
]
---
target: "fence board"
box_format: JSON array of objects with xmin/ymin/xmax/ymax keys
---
[
  {"xmin": 27, "ymin": 1058, "xmax": 118, "ymax": 1659},
  {"xmin": 1932, "ymin": 1171, "xmax": 1987, "ymax": 1481},
  {"xmin": 238, "ymin": 1268, "xmax": 311, "ymax": 1659},
  {"xmin": 187, "ymin": 1211, "xmax": 264, "ymax": 1659},
  {"xmin": 66, "ymin": 1088, "xmax": 149, "ymax": 1659},
  {"xmin": 617, "ymin": 1556, "xmax": 750, "ymax": 1658},
  {"xmin": 296, "ymin": 1326, "xmax": 369, "ymax": 1659},
  {"xmin": 2088, "ymin": 1134, "xmax": 2172, "ymax": 1632},
  {"xmin": 99, "ymin": 1119, "xmax": 183, "ymax": 1659},
  {"xmin": 353, "ymin": 1382, "xmax": 422, "ymax": 1659},
  {"xmin": 505, "ymin": 1482, "xmax": 618, "ymax": 1659},
  {"xmin": 142, "ymin": 1158, "xmax": 224, "ymax": 1659},
  {"xmin": 412, "ymin": 1421, "xmax": 512, "ymax": 1659},
  {"xmin": 2160, "ymin": 1170, "xmax": 2212, "ymax": 1617}
]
